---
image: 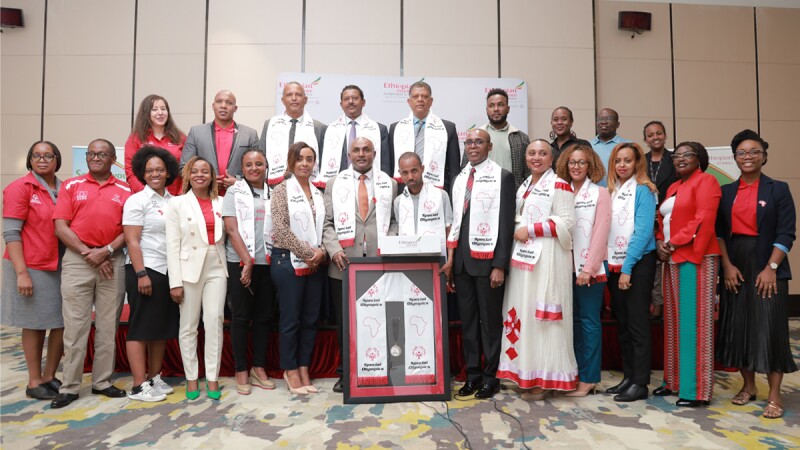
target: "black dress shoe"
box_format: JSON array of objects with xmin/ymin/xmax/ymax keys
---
[
  {"xmin": 605, "ymin": 378, "xmax": 633, "ymax": 395},
  {"xmin": 676, "ymin": 398, "xmax": 709, "ymax": 408},
  {"xmin": 653, "ymin": 386, "xmax": 675, "ymax": 397},
  {"xmin": 50, "ymin": 393, "xmax": 79, "ymax": 408},
  {"xmin": 332, "ymin": 377, "xmax": 343, "ymax": 393},
  {"xmin": 91, "ymin": 385, "xmax": 126, "ymax": 398},
  {"xmin": 26, "ymin": 384, "xmax": 57, "ymax": 400},
  {"xmin": 475, "ymin": 383, "xmax": 500, "ymax": 399},
  {"xmin": 44, "ymin": 378, "xmax": 62, "ymax": 393},
  {"xmin": 614, "ymin": 384, "xmax": 648, "ymax": 402},
  {"xmin": 457, "ymin": 381, "xmax": 479, "ymax": 396}
]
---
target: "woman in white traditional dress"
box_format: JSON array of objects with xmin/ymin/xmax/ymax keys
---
[{"xmin": 496, "ymin": 139, "xmax": 577, "ymax": 400}]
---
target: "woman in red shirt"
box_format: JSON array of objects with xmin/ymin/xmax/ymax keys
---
[
  {"xmin": 125, "ymin": 95, "xmax": 186, "ymax": 195},
  {"xmin": 1, "ymin": 141, "xmax": 65, "ymax": 400},
  {"xmin": 654, "ymin": 142, "xmax": 721, "ymax": 408}
]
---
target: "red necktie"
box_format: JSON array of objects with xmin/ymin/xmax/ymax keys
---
[
  {"xmin": 358, "ymin": 174, "xmax": 369, "ymax": 221},
  {"xmin": 463, "ymin": 167, "xmax": 476, "ymax": 213}
]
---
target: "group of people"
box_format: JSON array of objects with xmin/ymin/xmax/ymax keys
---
[{"xmin": 2, "ymin": 81, "xmax": 795, "ymax": 420}]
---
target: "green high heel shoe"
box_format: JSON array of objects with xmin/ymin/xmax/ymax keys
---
[
  {"xmin": 206, "ymin": 380, "xmax": 221, "ymax": 400},
  {"xmin": 185, "ymin": 380, "xmax": 200, "ymax": 400}
]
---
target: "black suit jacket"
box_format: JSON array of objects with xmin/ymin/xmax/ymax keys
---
[
  {"xmin": 453, "ymin": 167, "xmax": 516, "ymax": 277},
  {"xmin": 716, "ymin": 173, "xmax": 796, "ymax": 279},
  {"xmin": 387, "ymin": 118, "xmax": 461, "ymax": 193},
  {"xmin": 646, "ymin": 150, "xmax": 678, "ymax": 205}
]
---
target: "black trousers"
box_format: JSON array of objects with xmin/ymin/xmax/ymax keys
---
[
  {"xmin": 454, "ymin": 272, "xmax": 505, "ymax": 386},
  {"xmin": 607, "ymin": 251, "xmax": 657, "ymax": 386},
  {"xmin": 271, "ymin": 249, "xmax": 324, "ymax": 370},
  {"xmin": 227, "ymin": 263, "xmax": 276, "ymax": 372},
  {"xmin": 330, "ymin": 277, "xmax": 344, "ymax": 375}
]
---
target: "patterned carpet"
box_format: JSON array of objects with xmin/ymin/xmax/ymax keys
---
[{"xmin": 1, "ymin": 322, "xmax": 798, "ymax": 449}]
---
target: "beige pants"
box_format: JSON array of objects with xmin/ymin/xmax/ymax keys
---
[
  {"xmin": 179, "ymin": 247, "xmax": 227, "ymax": 382},
  {"xmin": 60, "ymin": 249, "xmax": 125, "ymax": 394}
]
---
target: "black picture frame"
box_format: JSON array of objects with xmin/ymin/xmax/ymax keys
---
[{"xmin": 342, "ymin": 256, "xmax": 450, "ymax": 404}]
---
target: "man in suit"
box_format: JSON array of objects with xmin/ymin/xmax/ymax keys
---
[
  {"xmin": 388, "ymin": 81, "xmax": 461, "ymax": 193},
  {"xmin": 51, "ymin": 139, "xmax": 132, "ymax": 408},
  {"xmin": 322, "ymin": 137, "xmax": 398, "ymax": 393},
  {"xmin": 180, "ymin": 90, "xmax": 259, "ymax": 193},
  {"xmin": 480, "ymin": 88, "xmax": 530, "ymax": 188},
  {"xmin": 316, "ymin": 85, "xmax": 390, "ymax": 188},
  {"xmin": 258, "ymin": 81, "xmax": 326, "ymax": 186},
  {"xmin": 444, "ymin": 128, "xmax": 515, "ymax": 399}
]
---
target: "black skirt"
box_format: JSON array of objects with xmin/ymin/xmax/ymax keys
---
[
  {"xmin": 125, "ymin": 265, "xmax": 179, "ymax": 341},
  {"xmin": 716, "ymin": 236, "xmax": 797, "ymax": 374}
]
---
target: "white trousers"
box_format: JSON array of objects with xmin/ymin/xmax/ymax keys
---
[{"xmin": 178, "ymin": 247, "xmax": 227, "ymax": 382}]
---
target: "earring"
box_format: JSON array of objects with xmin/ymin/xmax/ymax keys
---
[{"xmin": 549, "ymin": 131, "xmax": 557, "ymax": 141}]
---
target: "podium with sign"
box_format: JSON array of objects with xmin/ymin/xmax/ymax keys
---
[{"xmin": 342, "ymin": 236, "xmax": 450, "ymax": 404}]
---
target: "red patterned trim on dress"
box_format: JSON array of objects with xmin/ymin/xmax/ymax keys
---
[{"xmin": 496, "ymin": 370, "xmax": 578, "ymax": 391}]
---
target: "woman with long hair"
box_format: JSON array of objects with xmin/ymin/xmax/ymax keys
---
[
  {"xmin": 123, "ymin": 145, "xmax": 182, "ymax": 402},
  {"xmin": 555, "ymin": 144, "xmax": 611, "ymax": 397},
  {"xmin": 270, "ymin": 142, "xmax": 326, "ymax": 395},
  {"xmin": 1, "ymin": 141, "xmax": 65, "ymax": 400},
  {"xmin": 125, "ymin": 94, "xmax": 186, "ymax": 195},
  {"xmin": 166, "ymin": 156, "xmax": 228, "ymax": 400},
  {"xmin": 604, "ymin": 142, "xmax": 658, "ymax": 402}
]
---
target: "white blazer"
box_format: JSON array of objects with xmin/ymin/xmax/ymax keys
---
[{"xmin": 165, "ymin": 190, "xmax": 228, "ymax": 288}]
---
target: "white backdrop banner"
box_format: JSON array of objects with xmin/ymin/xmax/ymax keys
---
[{"xmin": 275, "ymin": 72, "xmax": 529, "ymax": 149}]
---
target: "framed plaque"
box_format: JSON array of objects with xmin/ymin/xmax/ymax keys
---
[{"xmin": 343, "ymin": 256, "xmax": 450, "ymax": 404}]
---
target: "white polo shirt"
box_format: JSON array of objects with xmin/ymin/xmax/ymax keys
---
[{"xmin": 122, "ymin": 185, "xmax": 172, "ymax": 274}]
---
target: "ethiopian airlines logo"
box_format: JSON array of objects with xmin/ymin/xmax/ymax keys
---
[
  {"xmin": 484, "ymin": 82, "xmax": 524, "ymax": 101},
  {"xmin": 382, "ymin": 77, "xmax": 424, "ymax": 100}
]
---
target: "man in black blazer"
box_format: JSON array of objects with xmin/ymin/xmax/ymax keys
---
[
  {"xmin": 388, "ymin": 81, "xmax": 462, "ymax": 193},
  {"xmin": 445, "ymin": 128, "xmax": 515, "ymax": 399},
  {"xmin": 180, "ymin": 90, "xmax": 260, "ymax": 192}
]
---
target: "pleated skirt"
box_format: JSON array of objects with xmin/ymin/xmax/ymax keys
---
[{"xmin": 716, "ymin": 236, "xmax": 797, "ymax": 374}]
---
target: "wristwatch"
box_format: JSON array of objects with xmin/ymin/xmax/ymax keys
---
[
  {"xmin": 136, "ymin": 269, "xmax": 148, "ymax": 278},
  {"xmin": 106, "ymin": 244, "xmax": 114, "ymax": 255},
  {"xmin": 769, "ymin": 262, "xmax": 779, "ymax": 270}
]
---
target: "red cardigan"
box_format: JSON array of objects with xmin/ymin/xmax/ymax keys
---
[{"xmin": 656, "ymin": 169, "xmax": 721, "ymax": 264}]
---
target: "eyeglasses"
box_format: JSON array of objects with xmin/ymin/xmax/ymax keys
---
[
  {"xmin": 567, "ymin": 160, "xmax": 588, "ymax": 168},
  {"xmin": 671, "ymin": 152, "xmax": 697, "ymax": 161},
  {"xmin": 86, "ymin": 152, "xmax": 111, "ymax": 160},
  {"xmin": 734, "ymin": 149, "xmax": 764, "ymax": 158},
  {"xmin": 595, "ymin": 116, "xmax": 617, "ymax": 123},
  {"xmin": 31, "ymin": 154, "xmax": 56, "ymax": 162},
  {"xmin": 464, "ymin": 139, "xmax": 486, "ymax": 147},
  {"xmin": 145, "ymin": 168, "xmax": 167, "ymax": 175}
]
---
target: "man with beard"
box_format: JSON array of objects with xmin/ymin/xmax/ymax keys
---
[{"xmin": 480, "ymin": 88, "xmax": 530, "ymax": 189}]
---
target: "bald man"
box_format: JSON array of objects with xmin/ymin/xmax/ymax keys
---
[
  {"xmin": 181, "ymin": 90, "xmax": 260, "ymax": 192},
  {"xmin": 258, "ymin": 81, "xmax": 327, "ymax": 186}
]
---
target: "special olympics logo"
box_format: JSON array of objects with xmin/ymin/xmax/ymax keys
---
[
  {"xmin": 272, "ymin": 154, "xmax": 281, "ymax": 164},
  {"xmin": 615, "ymin": 236, "xmax": 628, "ymax": 250},
  {"xmin": 338, "ymin": 212, "xmax": 349, "ymax": 225},
  {"xmin": 423, "ymin": 200, "xmax": 435, "ymax": 213},
  {"xmin": 411, "ymin": 284, "xmax": 421, "ymax": 296},
  {"xmin": 429, "ymin": 161, "xmax": 438, "ymax": 172},
  {"xmin": 580, "ymin": 248, "xmax": 590, "ymax": 260},
  {"xmin": 367, "ymin": 284, "xmax": 378, "ymax": 296},
  {"xmin": 328, "ymin": 158, "xmax": 337, "ymax": 169},
  {"xmin": 412, "ymin": 346, "xmax": 426, "ymax": 360},
  {"xmin": 366, "ymin": 347, "xmax": 379, "ymax": 361},
  {"xmin": 477, "ymin": 222, "xmax": 491, "ymax": 235}
]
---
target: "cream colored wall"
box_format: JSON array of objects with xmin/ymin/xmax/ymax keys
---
[{"xmin": 2, "ymin": 0, "xmax": 800, "ymax": 291}]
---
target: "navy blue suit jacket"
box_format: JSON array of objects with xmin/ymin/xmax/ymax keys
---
[{"xmin": 716, "ymin": 173, "xmax": 796, "ymax": 280}]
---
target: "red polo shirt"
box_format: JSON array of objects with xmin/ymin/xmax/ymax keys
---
[
  {"xmin": 53, "ymin": 174, "xmax": 132, "ymax": 247},
  {"xmin": 124, "ymin": 130, "xmax": 186, "ymax": 196},
  {"xmin": 731, "ymin": 178, "xmax": 759, "ymax": 236},
  {"xmin": 214, "ymin": 121, "xmax": 236, "ymax": 176},
  {"xmin": 2, "ymin": 173, "xmax": 61, "ymax": 271}
]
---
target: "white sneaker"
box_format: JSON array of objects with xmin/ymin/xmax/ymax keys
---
[
  {"xmin": 150, "ymin": 374, "xmax": 174, "ymax": 395},
  {"xmin": 128, "ymin": 381, "xmax": 166, "ymax": 402}
]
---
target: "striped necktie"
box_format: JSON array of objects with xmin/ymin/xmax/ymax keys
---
[
  {"xmin": 414, "ymin": 120, "xmax": 425, "ymax": 157},
  {"xmin": 463, "ymin": 167, "xmax": 476, "ymax": 213}
]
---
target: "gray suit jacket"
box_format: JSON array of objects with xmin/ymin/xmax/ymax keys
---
[
  {"xmin": 180, "ymin": 121, "xmax": 259, "ymax": 176},
  {"xmin": 257, "ymin": 116, "xmax": 327, "ymax": 155},
  {"xmin": 322, "ymin": 172, "xmax": 399, "ymax": 280}
]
